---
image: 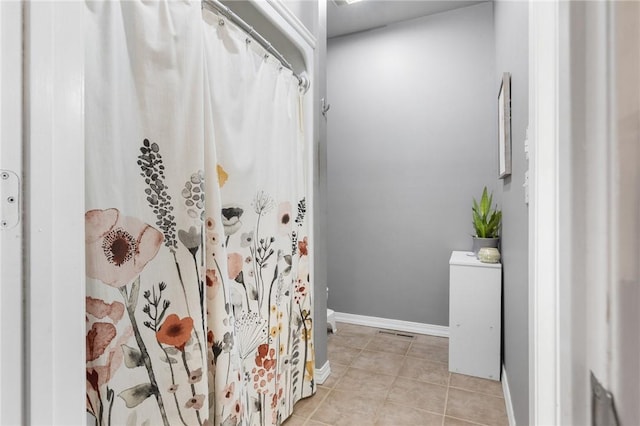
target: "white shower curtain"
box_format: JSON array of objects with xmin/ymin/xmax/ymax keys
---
[
  {"xmin": 201, "ymin": 8, "xmax": 313, "ymax": 425},
  {"xmin": 84, "ymin": 2, "xmax": 313, "ymax": 425}
]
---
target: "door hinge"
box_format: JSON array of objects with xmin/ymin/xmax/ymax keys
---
[{"xmin": 0, "ymin": 170, "xmax": 20, "ymax": 230}]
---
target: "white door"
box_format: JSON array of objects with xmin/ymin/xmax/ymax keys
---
[{"xmin": 0, "ymin": 2, "xmax": 25, "ymax": 424}]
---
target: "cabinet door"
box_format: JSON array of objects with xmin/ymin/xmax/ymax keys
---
[{"xmin": 449, "ymin": 264, "xmax": 501, "ymax": 380}]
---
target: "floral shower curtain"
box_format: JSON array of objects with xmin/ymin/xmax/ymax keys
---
[{"xmin": 85, "ymin": 2, "xmax": 314, "ymax": 425}]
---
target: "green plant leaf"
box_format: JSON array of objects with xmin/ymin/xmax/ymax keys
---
[
  {"xmin": 121, "ymin": 344, "xmax": 144, "ymax": 368},
  {"xmin": 118, "ymin": 383, "xmax": 155, "ymax": 408},
  {"xmin": 472, "ymin": 187, "xmax": 501, "ymax": 238}
]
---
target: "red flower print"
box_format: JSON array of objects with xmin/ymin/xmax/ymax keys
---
[
  {"xmin": 298, "ymin": 236, "xmax": 308, "ymax": 256},
  {"xmin": 156, "ymin": 314, "xmax": 194, "ymax": 351},
  {"xmin": 86, "ymin": 322, "xmax": 117, "ymax": 362},
  {"xmin": 294, "ymin": 279, "xmax": 307, "ymax": 304},
  {"xmin": 85, "ymin": 208, "xmax": 163, "ymax": 288},
  {"xmin": 252, "ymin": 344, "xmax": 277, "ymax": 394}
]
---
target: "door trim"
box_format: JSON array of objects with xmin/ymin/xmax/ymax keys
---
[{"xmin": 528, "ymin": 1, "xmax": 562, "ymax": 424}]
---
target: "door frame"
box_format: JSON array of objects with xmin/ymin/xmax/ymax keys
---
[
  {"xmin": 23, "ymin": 1, "xmax": 86, "ymax": 424},
  {"xmin": 528, "ymin": 0, "xmax": 567, "ymax": 424}
]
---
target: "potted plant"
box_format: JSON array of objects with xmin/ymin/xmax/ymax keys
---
[{"xmin": 471, "ymin": 186, "xmax": 502, "ymax": 256}]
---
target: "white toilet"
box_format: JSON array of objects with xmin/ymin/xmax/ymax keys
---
[{"xmin": 327, "ymin": 308, "xmax": 337, "ymax": 333}]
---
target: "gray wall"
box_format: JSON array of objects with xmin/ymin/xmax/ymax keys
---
[
  {"xmin": 326, "ymin": 2, "xmax": 496, "ymax": 326},
  {"xmin": 494, "ymin": 2, "xmax": 529, "ymax": 425},
  {"xmin": 311, "ymin": 0, "xmax": 329, "ymax": 370}
]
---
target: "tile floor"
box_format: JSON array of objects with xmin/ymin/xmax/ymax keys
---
[{"xmin": 286, "ymin": 322, "xmax": 508, "ymax": 426}]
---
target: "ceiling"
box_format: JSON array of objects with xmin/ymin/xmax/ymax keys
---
[{"xmin": 328, "ymin": 0, "xmax": 487, "ymax": 39}]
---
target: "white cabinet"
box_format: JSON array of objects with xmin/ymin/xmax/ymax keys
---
[{"xmin": 448, "ymin": 251, "xmax": 501, "ymax": 381}]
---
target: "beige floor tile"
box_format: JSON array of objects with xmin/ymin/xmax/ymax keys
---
[
  {"xmin": 321, "ymin": 362, "xmax": 347, "ymax": 388},
  {"xmin": 364, "ymin": 333, "xmax": 413, "ymax": 355},
  {"xmin": 350, "ymin": 350, "xmax": 406, "ymax": 376},
  {"xmin": 375, "ymin": 401, "xmax": 443, "ymax": 426},
  {"xmin": 443, "ymin": 416, "xmax": 483, "ymax": 426},
  {"xmin": 446, "ymin": 388, "xmax": 508, "ymax": 426},
  {"xmin": 292, "ymin": 386, "xmax": 330, "ymax": 418},
  {"xmin": 329, "ymin": 332, "xmax": 374, "ymax": 349},
  {"xmin": 407, "ymin": 341, "xmax": 449, "ymax": 364},
  {"xmin": 310, "ymin": 389, "xmax": 380, "ymax": 425},
  {"xmin": 336, "ymin": 322, "xmax": 378, "ymax": 335},
  {"xmin": 334, "ymin": 367, "xmax": 396, "ymax": 400},
  {"xmin": 399, "ymin": 356, "xmax": 450, "ymax": 386},
  {"xmin": 327, "ymin": 342, "xmax": 361, "ymax": 366},
  {"xmin": 414, "ymin": 334, "xmax": 449, "ymax": 347},
  {"xmin": 387, "ymin": 376, "xmax": 448, "ymax": 414},
  {"xmin": 282, "ymin": 414, "xmax": 308, "ymax": 426},
  {"xmin": 306, "ymin": 420, "xmax": 331, "ymax": 426},
  {"xmin": 449, "ymin": 373, "xmax": 504, "ymax": 398}
]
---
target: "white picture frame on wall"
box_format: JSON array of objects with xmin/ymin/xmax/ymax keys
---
[{"xmin": 498, "ymin": 72, "xmax": 512, "ymax": 178}]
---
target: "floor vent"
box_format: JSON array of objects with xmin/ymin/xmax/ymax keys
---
[{"xmin": 377, "ymin": 330, "xmax": 415, "ymax": 339}]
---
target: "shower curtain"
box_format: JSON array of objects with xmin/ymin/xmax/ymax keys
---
[{"xmin": 85, "ymin": 2, "xmax": 314, "ymax": 425}]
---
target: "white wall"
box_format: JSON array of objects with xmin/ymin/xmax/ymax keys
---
[{"xmin": 327, "ymin": 3, "xmax": 496, "ymax": 325}]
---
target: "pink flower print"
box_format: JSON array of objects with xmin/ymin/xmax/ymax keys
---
[
  {"xmin": 86, "ymin": 297, "xmax": 125, "ymax": 323},
  {"xmin": 85, "ymin": 208, "xmax": 163, "ymax": 288},
  {"xmin": 233, "ymin": 400, "xmax": 244, "ymax": 419},
  {"xmin": 205, "ymin": 269, "xmax": 220, "ymax": 300},
  {"xmin": 185, "ymin": 394, "xmax": 205, "ymax": 410},
  {"xmin": 222, "ymin": 382, "xmax": 235, "ymax": 406},
  {"xmin": 85, "ymin": 314, "xmax": 133, "ymax": 417},
  {"xmin": 188, "ymin": 368, "xmax": 203, "ymax": 384},
  {"xmin": 227, "ymin": 253, "xmax": 243, "ymax": 280}
]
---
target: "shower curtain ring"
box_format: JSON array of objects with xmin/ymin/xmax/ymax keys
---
[
  {"xmin": 218, "ymin": 18, "xmax": 225, "ymax": 26},
  {"xmin": 246, "ymin": 38, "xmax": 251, "ymax": 44}
]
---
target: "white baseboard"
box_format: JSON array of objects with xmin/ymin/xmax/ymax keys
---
[
  {"xmin": 334, "ymin": 312, "xmax": 449, "ymax": 337},
  {"xmin": 314, "ymin": 360, "xmax": 331, "ymax": 385},
  {"xmin": 502, "ymin": 364, "xmax": 516, "ymax": 426}
]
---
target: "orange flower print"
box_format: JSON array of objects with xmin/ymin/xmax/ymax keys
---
[
  {"xmin": 85, "ymin": 208, "xmax": 163, "ymax": 288},
  {"xmin": 156, "ymin": 314, "xmax": 194, "ymax": 351},
  {"xmin": 217, "ymin": 164, "xmax": 228, "ymax": 187}
]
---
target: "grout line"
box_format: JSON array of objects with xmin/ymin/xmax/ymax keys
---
[
  {"xmin": 301, "ymin": 387, "xmax": 332, "ymax": 424},
  {"xmin": 447, "ymin": 384, "xmax": 505, "ymax": 399},
  {"xmin": 444, "ymin": 414, "xmax": 492, "ymax": 426},
  {"xmin": 442, "ymin": 372, "xmax": 451, "ymax": 426}
]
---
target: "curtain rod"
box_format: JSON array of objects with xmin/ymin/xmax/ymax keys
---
[{"xmin": 202, "ymin": 0, "xmax": 310, "ymax": 93}]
